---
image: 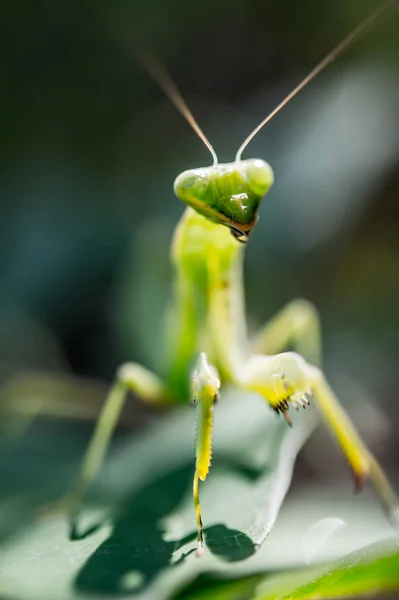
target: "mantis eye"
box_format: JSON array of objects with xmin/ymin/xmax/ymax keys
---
[
  {"xmin": 174, "ymin": 158, "xmax": 274, "ymax": 237},
  {"xmin": 244, "ymin": 159, "xmax": 274, "ymax": 197}
]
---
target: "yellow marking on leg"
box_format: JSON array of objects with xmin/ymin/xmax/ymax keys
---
[{"xmin": 196, "ymin": 394, "xmax": 214, "ymax": 481}]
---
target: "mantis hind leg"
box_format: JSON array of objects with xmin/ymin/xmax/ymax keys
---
[
  {"xmin": 46, "ymin": 363, "xmax": 168, "ymax": 515},
  {"xmin": 191, "ymin": 352, "xmax": 220, "ymax": 555},
  {"xmin": 237, "ymin": 351, "xmax": 399, "ymax": 523},
  {"xmin": 252, "ymin": 299, "xmax": 321, "ymax": 366}
]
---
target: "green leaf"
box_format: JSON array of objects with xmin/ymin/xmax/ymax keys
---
[
  {"xmin": 0, "ymin": 387, "xmax": 396, "ymax": 600},
  {"xmin": 254, "ymin": 537, "xmax": 399, "ymax": 600},
  {"xmin": 176, "ymin": 575, "xmax": 261, "ymax": 600},
  {"xmin": 0, "ymin": 387, "xmax": 315, "ymax": 600},
  {"xmin": 179, "ymin": 540, "xmax": 399, "ymax": 600}
]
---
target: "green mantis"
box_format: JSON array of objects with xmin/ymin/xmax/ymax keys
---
[{"xmin": 53, "ymin": 0, "xmax": 398, "ymax": 556}]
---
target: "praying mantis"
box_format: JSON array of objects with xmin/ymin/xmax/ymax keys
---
[{"xmin": 51, "ymin": 0, "xmax": 399, "ymax": 556}]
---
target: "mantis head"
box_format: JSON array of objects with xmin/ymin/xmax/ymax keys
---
[
  {"xmin": 174, "ymin": 158, "xmax": 274, "ymax": 243},
  {"xmin": 144, "ymin": 1, "xmax": 391, "ymax": 245}
]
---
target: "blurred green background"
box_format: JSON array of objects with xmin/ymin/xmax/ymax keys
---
[{"xmin": 1, "ymin": 0, "xmax": 399, "ymax": 535}]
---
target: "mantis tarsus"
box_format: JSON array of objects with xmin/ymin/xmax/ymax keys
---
[{"xmin": 53, "ymin": 0, "xmax": 399, "ymax": 556}]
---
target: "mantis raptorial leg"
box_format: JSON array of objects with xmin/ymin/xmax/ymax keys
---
[
  {"xmin": 237, "ymin": 352, "xmax": 398, "ymax": 517},
  {"xmin": 191, "ymin": 353, "xmax": 220, "ymax": 556},
  {"xmin": 48, "ymin": 0, "xmax": 398, "ymax": 555}
]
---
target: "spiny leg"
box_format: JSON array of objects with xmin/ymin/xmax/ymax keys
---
[
  {"xmin": 250, "ymin": 299, "xmax": 399, "ymax": 516},
  {"xmin": 250, "ymin": 299, "xmax": 320, "ymax": 422},
  {"xmin": 47, "ymin": 362, "xmax": 168, "ymax": 515},
  {"xmin": 252, "ymin": 299, "xmax": 321, "ymax": 367},
  {"xmin": 238, "ymin": 351, "xmax": 399, "ymax": 523},
  {"xmin": 250, "ymin": 300, "xmax": 398, "ymax": 515},
  {"xmin": 191, "ymin": 352, "xmax": 220, "ymax": 556}
]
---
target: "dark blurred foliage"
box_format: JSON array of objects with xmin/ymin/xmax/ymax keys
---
[{"xmin": 0, "ymin": 0, "xmax": 399, "ymax": 471}]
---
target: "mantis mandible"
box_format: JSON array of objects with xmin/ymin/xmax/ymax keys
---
[{"xmin": 53, "ymin": 0, "xmax": 399, "ymax": 556}]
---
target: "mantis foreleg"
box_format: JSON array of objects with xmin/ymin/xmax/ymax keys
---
[
  {"xmin": 238, "ymin": 351, "xmax": 399, "ymax": 521},
  {"xmin": 191, "ymin": 352, "xmax": 220, "ymax": 555},
  {"xmin": 248, "ymin": 300, "xmax": 398, "ymax": 514}
]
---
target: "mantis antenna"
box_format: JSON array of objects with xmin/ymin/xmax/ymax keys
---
[
  {"xmin": 235, "ymin": 0, "xmax": 398, "ymax": 162},
  {"xmin": 139, "ymin": 50, "xmax": 218, "ymax": 165}
]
